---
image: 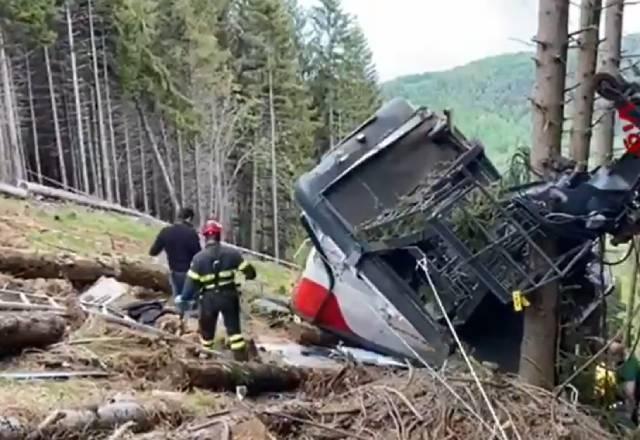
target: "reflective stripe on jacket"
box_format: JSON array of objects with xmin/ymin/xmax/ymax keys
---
[{"xmin": 180, "ymin": 243, "xmax": 256, "ymax": 301}]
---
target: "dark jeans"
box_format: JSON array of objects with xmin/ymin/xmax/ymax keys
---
[{"xmin": 169, "ymin": 271, "xmax": 187, "ymax": 298}]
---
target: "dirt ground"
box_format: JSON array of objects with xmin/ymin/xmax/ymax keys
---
[{"xmin": 0, "ymin": 196, "xmax": 629, "ymax": 439}]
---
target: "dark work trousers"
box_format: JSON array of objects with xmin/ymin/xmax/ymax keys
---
[{"xmin": 199, "ymin": 289, "xmax": 245, "ymax": 354}]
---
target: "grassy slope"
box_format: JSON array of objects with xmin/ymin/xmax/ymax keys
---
[{"xmin": 0, "ymin": 196, "xmax": 298, "ymax": 296}]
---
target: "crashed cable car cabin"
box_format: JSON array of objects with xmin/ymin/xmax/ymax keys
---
[{"xmin": 291, "ymin": 97, "xmax": 640, "ymax": 372}]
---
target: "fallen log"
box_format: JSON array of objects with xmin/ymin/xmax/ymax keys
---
[
  {"xmin": 182, "ymin": 360, "xmax": 306, "ymax": 396},
  {"xmin": 286, "ymin": 322, "xmax": 339, "ymax": 348},
  {"xmin": 117, "ymin": 257, "xmax": 169, "ymax": 293},
  {"xmin": 0, "ymin": 183, "xmax": 28, "ymax": 200},
  {"xmin": 0, "ymin": 247, "xmax": 170, "ymax": 293},
  {"xmin": 16, "ymin": 181, "xmax": 163, "ymax": 226},
  {"xmin": 32, "ymin": 397, "xmax": 185, "ymax": 439},
  {"xmin": 0, "ymin": 313, "xmax": 66, "ymax": 356}
]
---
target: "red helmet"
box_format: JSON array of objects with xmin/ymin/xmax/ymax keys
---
[{"xmin": 201, "ymin": 219, "xmax": 222, "ymax": 237}]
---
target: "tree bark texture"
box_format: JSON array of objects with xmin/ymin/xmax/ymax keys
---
[
  {"xmin": 520, "ymin": 0, "xmax": 569, "ymax": 389},
  {"xmin": 182, "ymin": 360, "xmax": 306, "ymax": 396},
  {"xmin": 529, "ymin": 0, "xmax": 569, "ymax": 176},
  {"xmin": 0, "ymin": 397, "xmax": 184, "ymax": 439},
  {"xmin": 592, "ymin": 0, "xmax": 624, "ymax": 166},
  {"xmin": 0, "ymin": 247, "xmax": 170, "ymax": 293},
  {"xmin": 0, "ymin": 312, "xmax": 66, "ymax": 356},
  {"xmin": 568, "ymin": 0, "xmax": 601, "ymax": 170}
]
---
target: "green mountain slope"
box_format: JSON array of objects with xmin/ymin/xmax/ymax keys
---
[{"xmin": 382, "ymin": 33, "xmax": 640, "ymax": 169}]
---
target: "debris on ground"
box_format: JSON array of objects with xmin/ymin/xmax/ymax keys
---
[
  {"xmin": 260, "ymin": 372, "xmax": 615, "ymax": 440},
  {"xmin": 0, "ymin": 194, "xmax": 632, "ymax": 440}
]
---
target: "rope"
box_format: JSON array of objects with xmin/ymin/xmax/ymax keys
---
[
  {"xmin": 312, "ymin": 247, "xmax": 498, "ymax": 434},
  {"xmin": 413, "ymin": 251, "xmax": 511, "ymax": 440},
  {"xmin": 357, "ymin": 281, "xmax": 499, "ymax": 435}
]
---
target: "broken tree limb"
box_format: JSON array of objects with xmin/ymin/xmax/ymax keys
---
[
  {"xmin": 182, "ymin": 360, "xmax": 306, "ymax": 396},
  {"xmin": 0, "ymin": 371, "xmax": 110, "ymax": 381},
  {"xmin": 0, "ymin": 247, "xmax": 170, "ymax": 293},
  {"xmin": 0, "ymin": 313, "xmax": 66, "ymax": 356}
]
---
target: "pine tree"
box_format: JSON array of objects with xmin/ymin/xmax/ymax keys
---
[
  {"xmin": 307, "ymin": 0, "xmax": 380, "ymax": 157},
  {"xmin": 225, "ymin": 0, "xmax": 314, "ymax": 257}
]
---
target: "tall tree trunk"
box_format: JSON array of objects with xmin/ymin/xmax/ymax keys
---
[
  {"xmin": 44, "ymin": 46, "xmax": 67, "ymax": 188},
  {"xmin": 135, "ymin": 103, "xmax": 180, "ymax": 215},
  {"xmin": 159, "ymin": 118, "xmax": 175, "ymax": 188},
  {"xmin": 0, "ymin": 87, "xmax": 7, "ymax": 182},
  {"xmin": 25, "ymin": 55, "xmax": 42, "ymax": 184},
  {"xmin": 194, "ymin": 140, "xmax": 202, "ymax": 222},
  {"xmin": 208, "ymin": 144, "xmax": 215, "ymax": 215},
  {"xmin": 152, "ymin": 163, "xmax": 160, "ymax": 216},
  {"xmin": 568, "ymin": 0, "xmax": 601, "ymax": 170},
  {"xmin": 268, "ymin": 68, "xmax": 280, "ymax": 261},
  {"xmin": 0, "ymin": 32, "xmax": 22, "ymax": 183},
  {"xmin": 215, "ymin": 137, "xmax": 224, "ymax": 228},
  {"xmin": 137, "ymin": 116, "xmax": 149, "ymax": 214},
  {"xmin": 59, "ymin": 61, "xmax": 78, "ymax": 188},
  {"xmin": 7, "ymin": 56, "xmax": 25, "ymax": 180},
  {"xmin": 65, "ymin": 4, "xmax": 88, "ymax": 192},
  {"xmin": 519, "ymin": 0, "xmax": 569, "ymax": 390},
  {"xmin": 0, "ymin": 64, "xmax": 6, "ymax": 182},
  {"xmin": 178, "ymin": 131, "xmax": 185, "ymax": 206},
  {"xmin": 88, "ymin": 0, "xmax": 111, "ymax": 202},
  {"xmin": 102, "ymin": 34, "xmax": 119, "ymax": 204},
  {"xmin": 88, "ymin": 89, "xmax": 103, "ymax": 197},
  {"xmin": 124, "ymin": 115, "xmax": 135, "ymax": 209},
  {"xmin": 250, "ymin": 153, "xmax": 258, "ymax": 250},
  {"xmin": 625, "ymin": 240, "xmax": 639, "ymax": 345},
  {"xmin": 593, "ymin": 0, "xmax": 624, "ymax": 166}
]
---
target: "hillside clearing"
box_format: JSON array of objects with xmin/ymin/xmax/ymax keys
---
[{"xmin": 0, "ymin": 196, "xmax": 298, "ymax": 297}]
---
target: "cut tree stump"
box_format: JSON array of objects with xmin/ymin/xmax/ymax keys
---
[
  {"xmin": 0, "ymin": 312, "xmax": 66, "ymax": 356},
  {"xmin": 182, "ymin": 360, "xmax": 306, "ymax": 396},
  {"xmin": 0, "ymin": 247, "xmax": 170, "ymax": 293}
]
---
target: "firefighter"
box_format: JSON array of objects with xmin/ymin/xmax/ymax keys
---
[
  {"xmin": 176, "ymin": 219, "xmax": 256, "ymax": 361},
  {"xmin": 593, "ymin": 341, "xmax": 640, "ymax": 425}
]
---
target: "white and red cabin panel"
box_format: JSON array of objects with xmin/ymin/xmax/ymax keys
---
[{"xmin": 291, "ymin": 240, "xmax": 434, "ymax": 360}]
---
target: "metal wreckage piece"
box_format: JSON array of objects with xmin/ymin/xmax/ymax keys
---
[{"xmin": 291, "ymin": 93, "xmax": 640, "ymax": 371}]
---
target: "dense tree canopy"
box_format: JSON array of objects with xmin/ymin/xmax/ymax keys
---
[{"xmin": 0, "ymin": 0, "xmax": 380, "ymax": 259}]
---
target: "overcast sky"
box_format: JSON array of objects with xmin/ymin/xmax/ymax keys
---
[{"xmin": 301, "ymin": 0, "xmax": 640, "ymax": 81}]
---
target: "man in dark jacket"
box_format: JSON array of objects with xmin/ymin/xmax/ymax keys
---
[{"xmin": 149, "ymin": 207, "xmax": 201, "ymax": 299}]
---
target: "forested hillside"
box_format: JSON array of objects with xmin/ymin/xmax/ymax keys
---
[
  {"xmin": 383, "ymin": 33, "xmax": 640, "ymax": 169},
  {"xmin": 0, "ymin": 0, "xmax": 379, "ymax": 260}
]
